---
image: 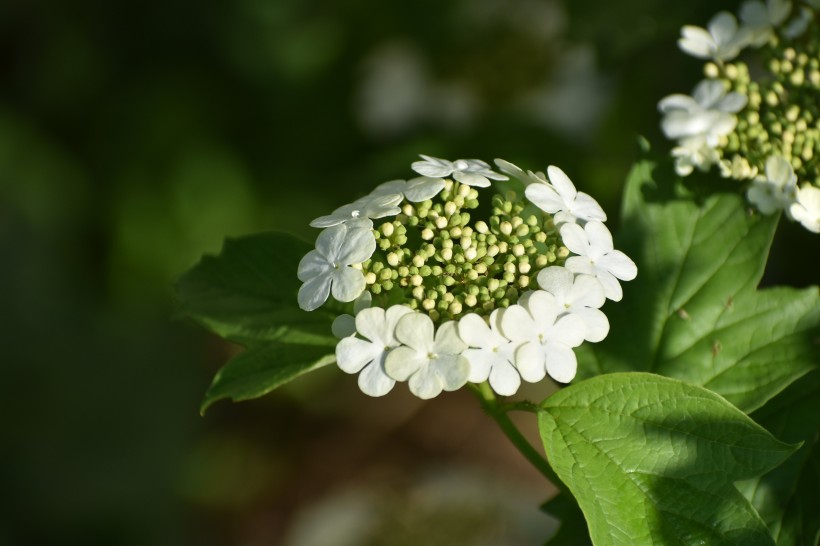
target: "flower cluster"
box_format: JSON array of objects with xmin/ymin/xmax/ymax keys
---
[
  {"xmin": 298, "ymin": 156, "xmax": 637, "ymax": 399},
  {"xmin": 659, "ymin": 0, "xmax": 820, "ymax": 233}
]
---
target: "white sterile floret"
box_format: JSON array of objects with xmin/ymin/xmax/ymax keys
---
[
  {"xmin": 411, "ymin": 154, "xmax": 508, "ymax": 188},
  {"xmin": 458, "ymin": 310, "xmax": 520, "ymax": 396},
  {"xmin": 335, "ymin": 305, "xmax": 414, "ymax": 396},
  {"xmin": 536, "ymin": 267, "xmax": 609, "ymax": 343},
  {"xmin": 560, "ymin": 221, "xmax": 638, "ymax": 302},
  {"xmin": 385, "ymin": 313, "xmax": 469, "ymax": 399},
  {"xmin": 746, "ymin": 155, "xmax": 798, "ymax": 214},
  {"xmin": 494, "ymin": 158, "xmax": 547, "ymax": 187},
  {"xmin": 671, "ymin": 136, "xmax": 722, "ymax": 176},
  {"xmin": 370, "ymin": 176, "xmax": 446, "ymax": 203},
  {"xmin": 310, "ymin": 193, "xmax": 403, "ymax": 228},
  {"xmin": 740, "ymin": 0, "xmax": 792, "ymax": 46},
  {"xmin": 331, "ymin": 292, "xmax": 373, "ymax": 338},
  {"xmin": 500, "ymin": 291, "xmax": 585, "ymax": 384},
  {"xmin": 525, "ymin": 166, "xmax": 607, "ymax": 225},
  {"xmin": 678, "ymin": 12, "xmax": 752, "ymax": 62},
  {"xmin": 659, "ymin": 79, "xmax": 747, "ymax": 146},
  {"xmin": 788, "ymin": 184, "xmax": 820, "ymax": 233},
  {"xmin": 297, "ymin": 223, "xmax": 376, "ymax": 311}
]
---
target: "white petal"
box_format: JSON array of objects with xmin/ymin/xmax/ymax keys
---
[
  {"xmin": 464, "ymin": 349, "xmax": 493, "ymax": 382},
  {"xmin": 488, "ymin": 359, "xmax": 521, "ymax": 396},
  {"xmin": 564, "ymin": 255, "xmax": 597, "ymax": 277},
  {"xmin": 500, "ymin": 304, "xmax": 537, "ymax": 342},
  {"xmin": 454, "ymin": 171, "xmax": 491, "ymax": 187},
  {"xmin": 395, "ymin": 312, "xmax": 434, "ymax": 352},
  {"xmin": 525, "ymin": 183, "xmax": 564, "ymax": 213},
  {"xmin": 515, "ymin": 342, "xmax": 547, "ymax": 383},
  {"xmin": 298, "ymin": 274, "xmax": 332, "ymax": 311},
  {"xmin": 355, "ymin": 307, "xmax": 388, "ymax": 344},
  {"xmin": 536, "ymin": 267, "xmax": 574, "ymax": 301},
  {"xmin": 599, "ymin": 250, "xmax": 638, "ymax": 281},
  {"xmin": 412, "ymin": 156, "xmax": 453, "ymax": 178},
  {"xmin": 434, "ymin": 320, "xmax": 468, "ymax": 354},
  {"xmin": 408, "ymin": 367, "xmax": 443, "ymax": 399},
  {"xmin": 572, "ymin": 192, "xmax": 607, "ymax": 222},
  {"xmin": 370, "ymin": 179, "xmax": 407, "ymax": 197},
  {"xmin": 297, "ymin": 250, "xmax": 331, "ymax": 282},
  {"xmin": 330, "ymin": 267, "xmax": 366, "ymax": 303},
  {"xmin": 458, "ymin": 313, "xmax": 492, "ymax": 348},
  {"xmin": 524, "ymin": 291, "xmax": 560, "ymax": 331},
  {"xmin": 404, "ymin": 177, "xmax": 446, "ymax": 202},
  {"xmin": 432, "ymin": 354, "xmax": 470, "ymax": 391},
  {"xmin": 716, "ymin": 92, "xmax": 748, "ymax": 113},
  {"xmin": 568, "ymin": 274, "xmax": 606, "ymax": 309},
  {"xmin": 658, "ymin": 94, "xmax": 698, "ymax": 113},
  {"xmin": 314, "ymin": 224, "xmax": 348, "ymax": 260},
  {"xmin": 559, "ymin": 223, "xmax": 590, "ymax": 256},
  {"xmin": 678, "ymin": 26, "xmax": 715, "ymax": 58},
  {"xmin": 572, "ymin": 308, "xmax": 610, "ymax": 343},
  {"xmin": 546, "ymin": 165, "xmax": 577, "ymax": 201},
  {"xmin": 584, "ymin": 221, "xmax": 614, "ymax": 258},
  {"xmin": 596, "ymin": 270, "xmax": 624, "ymax": 302},
  {"xmin": 358, "ymin": 360, "xmax": 395, "ymax": 397},
  {"xmin": 384, "ymin": 346, "xmax": 425, "ymax": 381},
  {"xmin": 693, "ymin": 79, "xmax": 726, "ymax": 108},
  {"xmin": 551, "ymin": 314, "xmax": 586, "ymax": 348},
  {"xmin": 709, "ymin": 12, "xmax": 739, "ymax": 45},
  {"xmin": 544, "ymin": 343, "xmax": 577, "ymax": 383},
  {"xmin": 336, "ymin": 227, "xmax": 376, "ymax": 266},
  {"xmin": 336, "ymin": 337, "xmax": 381, "ymax": 374}
]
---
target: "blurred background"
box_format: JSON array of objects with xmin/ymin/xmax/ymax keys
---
[{"xmin": 1, "ymin": 0, "xmax": 814, "ymax": 544}]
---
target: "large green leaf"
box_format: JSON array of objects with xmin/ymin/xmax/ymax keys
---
[
  {"xmin": 739, "ymin": 371, "xmax": 820, "ymax": 545},
  {"xmin": 538, "ymin": 373, "xmax": 799, "ymax": 546},
  {"xmin": 200, "ymin": 340, "xmax": 337, "ymax": 414},
  {"xmin": 175, "ymin": 231, "xmax": 336, "ymax": 346},
  {"xmin": 175, "ymin": 231, "xmax": 339, "ymax": 413},
  {"xmin": 581, "ymin": 160, "xmax": 820, "ymax": 412}
]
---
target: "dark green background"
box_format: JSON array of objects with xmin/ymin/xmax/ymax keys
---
[{"xmin": 1, "ymin": 0, "xmax": 814, "ymax": 544}]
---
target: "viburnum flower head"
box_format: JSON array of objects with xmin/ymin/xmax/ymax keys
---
[{"xmin": 298, "ymin": 154, "xmax": 637, "ymax": 398}]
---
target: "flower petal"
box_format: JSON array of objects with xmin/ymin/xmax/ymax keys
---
[
  {"xmin": 458, "ymin": 313, "xmax": 492, "ymax": 348},
  {"xmin": 314, "ymin": 224, "xmax": 348, "ymax": 260},
  {"xmin": 395, "ymin": 312, "xmax": 434, "ymax": 352},
  {"xmin": 559, "ymin": 223, "xmax": 590, "ymax": 256},
  {"xmin": 355, "ymin": 307, "xmax": 388, "ymax": 344},
  {"xmin": 544, "ymin": 343, "xmax": 577, "ymax": 383},
  {"xmin": 463, "ymin": 349, "xmax": 494, "ymax": 382},
  {"xmin": 546, "ymin": 165, "xmax": 577, "ymax": 201},
  {"xmin": 500, "ymin": 304, "xmax": 537, "ymax": 342},
  {"xmin": 488, "ymin": 359, "xmax": 521, "ymax": 396},
  {"xmin": 432, "ymin": 354, "xmax": 470, "ymax": 391},
  {"xmin": 515, "ymin": 342, "xmax": 546, "ymax": 383},
  {"xmin": 336, "ymin": 227, "xmax": 376, "ymax": 266},
  {"xmin": 384, "ymin": 346, "xmax": 425, "ymax": 381},
  {"xmin": 572, "ymin": 308, "xmax": 610, "ymax": 343},
  {"xmin": 525, "ymin": 183, "xmax": 564, "ymax": 214},
  {"xmin": 572, "ymin": 192, "xmax": 607, "ymax": 222},
  {"xmin": 404, "ymin": 177, "xmax": 446, "ymax": 202},
  {"xmin": 358, "ymin": 360, "xmax": 395, "ymax": 397},
  {"xmin": 568, "ymin": 274, "xmax": 606, "ymax": 309},
  {"xmin": 297, "ymin": 274, "xmax": 332, "ymax": 311},
  {"xmin": 584, "ymin": 221, "xmax": 614, "ymax": 258},
  {"xmin": 454, "ymin": 171, "xmax": 491, "ymax": 187},
  {"xmin": 336, "ymin": 337, "xmax": 382, "ymax": 374},
  {"xmin": 434, "ymin": 321, "xmax": 468, "ymax": 354},
  {"xmin": 408, "ymin": 367, "xmax": 443, "ymax": 399},
  {"xmin": 330, "ymin": 266, "xmax": 366, "ymax": 303},
  {"xmin": 297, "ymin": 250, "xmax": 331, "ymax": 282}
]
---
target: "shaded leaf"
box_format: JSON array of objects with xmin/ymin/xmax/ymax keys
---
[
  {"xmin": 539, "ymin": 373, "xmax": 798, "ymax": 546},
  {"xmin": 580, "ymin": 160, "xmax": 820, "ymax": 413}
]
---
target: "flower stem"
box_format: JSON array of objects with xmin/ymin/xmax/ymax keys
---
[{"xmin": 470, "ymin": 383, "xmax": 564, "ymax": 489}]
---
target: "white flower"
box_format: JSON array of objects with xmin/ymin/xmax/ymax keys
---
[
  {"xmin": 740, "ymin": 0, "xmax": 792, "ymax": 46},
  {"xmin": 310, "ymin": 193, "xmax": 403, "ymax": 229},
  {"xmin": 458, "ymin": 310, "xmax": 520, "ymax": 396},
  {"xmin": 385, "ymin": 314, "xmax": 469, "ymax": 399},
  {"xmin": 671, "ymin": 136, "xmax": 722, "ymax": 176},
  {"xmin": 331, "ymin": 292, "xmax": 372, "ymax": 338},
  {"xmin": 524, "ymin": 165, "xmax": 607, "ymax": 225},
  {"xmin": 746, "ymin": 155, "xmax": 798, "ymax": 214},
  {"xmin": 370, "ymin": 176, "xmax": 446, "ymax": 203},
  {"xmin": 789, "ymin": 184, "xmax": 820, "ymax": 233},
  {"xmin": 678, "ymin": 12, "xmax": 752, "ymax": 62},
  {"xmin": 659, "ymin": 79, "xmax": 746, "ymax": 146},
  {"xmin": 561, "ymin": 221, "xmax": 638, "ymax": 302},
  {"xmin": 536, "ymin": 267, "xmax": 609, "ymax": 343},
  {"xmin": 297, "ymin": 223, "xmax": 376, "ymax": 311},
  {"xmin": 500, "ymin": 291, "xmax": 585, "ymax": 384},
  {"xmin": 335, "ymin": 305, "xmax": 414, "ymax": 396},
  {"xmin": 493, "ymin": 158, "xmax": 547, "ymax": 187},
  {"xmin": 411, "ymin": 154, "xmax": 508, "ymax": 188}
]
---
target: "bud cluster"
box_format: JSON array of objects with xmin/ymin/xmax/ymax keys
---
[{"xmin": 360, "ymin": 180, "xmax": 566, "ymax": 323}]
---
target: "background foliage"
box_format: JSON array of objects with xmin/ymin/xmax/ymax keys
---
[{"xmin": 1, "ymin": 0, "xmax": 816, "ymax": 544}]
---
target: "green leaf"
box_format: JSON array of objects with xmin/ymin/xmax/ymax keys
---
[
  {"xmin": 200, "ymin": 340, "xmax": 336, "ymax": 415},
  {"xmin": 582, "ymin": 160, "xmax": 820, "ymax": 412},
  {"xmin": 739, "ymin": 371, "xmax": 820, "ymax": 545},
  {"xmin": 538, "ymin": 372, "xmax": 798, "ymax": 546},
  {"xmin": 175, "ymin": 231, "xmax": 335, "ymax": 346}
]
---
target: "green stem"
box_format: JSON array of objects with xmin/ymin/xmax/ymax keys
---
[{"xmin": 470, "ymin": 383, "xmax": 564, "ymax": 489}]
